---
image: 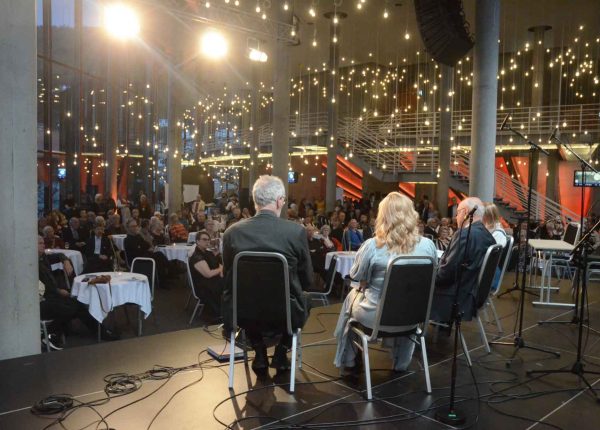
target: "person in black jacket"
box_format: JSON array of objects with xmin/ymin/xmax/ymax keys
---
[
  {"xmin": 38, "ymin": 236, "xmax": 117, "ymax": 346},
  {"xmin": 222, "ymin": 175, "xmax": 313, "ymax": 373},
  {"xmin": 84, "ymin": 225, "xmax": 114, "ymax": 273},
  {"xmin": 123, "ymin": 218, "xmax": 170, "ymax": 283},
  {"xmin": 62, "ymin": 217, "xmax": 87, "ymax": 252},
  {"xmin": 430, "ymin": 197, "xmax": 496, "ymax": 323}
]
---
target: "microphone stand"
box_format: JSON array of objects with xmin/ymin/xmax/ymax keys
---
[
  {"xmin": 538, "ymin": 131, "xmax": 600, "ymax": 334},
  {"xmin": 488, "ymin": 120, "xmax": 560, "ymax": 360},
  {"xmin": 527, "ymin": 217, "xmax": 600, "ymax": 402},
  {"xmin": 435, "ymin": 210, "xmax": 475, "ymax": 425}
]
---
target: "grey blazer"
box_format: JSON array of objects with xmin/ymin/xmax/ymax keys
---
[{"xmin": 222, "ymin": 210, "xmax": 313, "ymax": 330}]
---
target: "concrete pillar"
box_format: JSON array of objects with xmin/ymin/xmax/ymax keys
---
[
  {"xmin": 272, "ymin": 6, "xmax": 293, "ymax": 216},
  {"xmin": 105, "ymin": 50, "xmax": 119, "ymax": 200},
  {"xmin": 325, "ymin": 12, "xmax": 345, "ymax": 212},
  {"xmin": 529, "ymin": 25, "xmax": 551, "ymax": 191},
  {"xmin": 248, "ymin": 65, "xmax": 260, "ymax": 202},
  {"xmin": 436, "ymin": 65, "xmax": 453, "ymax": 214},
  {"xmin": 166, "ymin": 64, "xmax": 183, "ymax": 213},
  {"xmin": 469, "ymin": 0, "xmax": 500, "ymax": 202},
  {"xmin": 0, "ymin": 1, "xmax": 40, "ymax": 359}
]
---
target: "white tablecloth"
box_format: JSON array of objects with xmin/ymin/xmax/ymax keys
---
[
  {"xmin": 111, "ymin": 234, "xmax": 127, "ymax": 251},
  {"xmin": 325, "ymin": 251, "xmax": 357, "ymax": 278},
  {"xmin": 46, "ymin": 249, "xmax": 84, "ymax": 276},
  {"xmin": 157, "ymin": 244, "xmax": 196, "ymax": 263},
  {"xmin": 71, "ymin": 272, "xmax": 152, "ymax": 323}
]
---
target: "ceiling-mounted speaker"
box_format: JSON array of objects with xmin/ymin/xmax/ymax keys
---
[{"xmin": 413, "ymin": 0, "xmax": 474, "ymax": 66}]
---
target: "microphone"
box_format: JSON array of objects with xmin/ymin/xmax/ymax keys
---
[
  {"xmin": 500, "ymin": 114, "xmax": 510, "ymax": 131},
  {"xmin": 467, "ymin": 205, "xmax": 478, "ymax": 216}
]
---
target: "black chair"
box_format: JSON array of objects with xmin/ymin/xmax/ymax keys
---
[
  {"xmin": 485, "ymin": 236, "xmax": 514, "ymax": 333},
  {"xmin": 467, "ymin": 244, "xmax": 503, "ymax": 358},
  {"xmin": 228, "ymin": 251, "xmax": 302, "ymax": 393},
  {"xmin": 349, "ymin": 256, "xmax": 437, "ymax": 400},
  {"xmin": 308, "ymin": 255, "xmax": 338, "ymax": 306}
]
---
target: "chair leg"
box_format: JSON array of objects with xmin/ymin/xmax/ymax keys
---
[
  {"xmin": 297, "ymin": 328, "xmax": 302, "ymax": 369},
  {"xmin": 477, "ymin": 316, "xmax": 491, "ymax": 353},
  {"xmin": 488, "ymin": 299, "xmax": 503, "ymax": 333},
  {"xmin": 420, "ymin": 334, "xmax": 432, "ymax": 394},
  {"xmin": 228, "ymin": 331, "xmax": 236, "ymax": 389},
  {"xmin": 460, "ymin": 332, "xmax": 472, "ymax": 367},
  {"xmin": 189, "ymin": 300, "xmax": 203, "ymax": 325},
  {"xmin": 482, "ymin": 307, "xmax": 490, "ymax": 324},
  {"xmin": 361, "ymin": 334, "xmax": 372, "ymax": 400},
  {"xmin": 240, "ymin": 329, "xmax": 248, "ymax": 363},
  {"xmin": 290, "ymin": 332, "xmax": 298, "ymax": 393},
  {"xmin": 41, "ymin": 323, "xmax": 51, "ymax": 353}
]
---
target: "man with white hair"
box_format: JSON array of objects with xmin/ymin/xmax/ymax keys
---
[
  {"xmin": 430, "ymin": 197, "xmax": 496, "ymax": 322},
  {"xmin": 222, "ymin": 175, "xmax": 313, "ymax": 374}
]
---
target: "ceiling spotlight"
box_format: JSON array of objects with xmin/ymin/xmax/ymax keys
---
[
  {"xmin": 248, "ymin": 48, "xmax": 268, "ymax": 62},
  {"xmin": 201, "ymin": 30, "xmax": 228, "ymax": 59},
  {"xmin": 104, "ymin": 3, "xmax": 140, "ymax": 39}
]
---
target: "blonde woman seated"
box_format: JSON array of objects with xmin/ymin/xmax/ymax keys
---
[{"xmin": 333, "ymin": 192, "xmax": 437, "ymax": 372}]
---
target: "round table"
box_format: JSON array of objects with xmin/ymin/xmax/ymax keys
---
[
  {"xmin": 45, "ymin": 249, "xmax": 84, "ymax": 276},
  {"xmin": 71, "ymin": 272, "xmax": 151, "ymax": 324},
  {"xmin": 157, "ymin": 244, "xmax": 196, "ymax": 263},
  {"xmin": 110, "ymin": 234, "xmax": 127, "ymax": 251},
  {"xmin": 325, "ymin": 251, "xmax": 357, "ymax": 278}
]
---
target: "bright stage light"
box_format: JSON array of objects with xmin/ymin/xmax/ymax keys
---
[
  {"xmin": 104, "ymin": 3, "xmax": 140, "ymax": 39},
  {"xmin": 201, "ymin": 30, "xmax": 228, "ymax": 59},
  {"xmin": 248, "ymin": 48, "xmax": 268, "ymax": 62}
]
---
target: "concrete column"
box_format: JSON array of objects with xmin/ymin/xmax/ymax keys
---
[
  {"xmin": 436, "ymin": 65, "xmax": 453, "ymax": 214},
  {"xmin": 166, "ymin": 65, "xmax": 183, "ymax": 213},
  {"xmin": 469, "ymin": 0, "xmax": 500, "ymax": 202},
  {"xmin": 0, "ymin": 1, "xmax": 40, "ymax": 359},
  {"xmin": 105, "ymin": 50, "xmax": 119, "ymax": 200},
  {"xmin": 529, "ymin": 25, "xmax": 551, "ymax": 191},
  {"xmin": 272, "ymin": 6, "xmax": 293, "ymax": 216},
  {"xmin": 325, "ymin": 12, "xmax": 345, "ymax": 212},
  {"xmin": 248, "ymin": 65, "xmax": 260, "ymax": 201}
]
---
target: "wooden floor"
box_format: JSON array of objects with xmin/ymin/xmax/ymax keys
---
[{"xmin": 1, "ymin": 273, "xmax": 600, "ymax": 429}]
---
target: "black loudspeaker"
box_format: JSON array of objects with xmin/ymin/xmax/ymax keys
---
[{"xmin": 414, "ymin": 0, "xmax": 474, "ymax": 66}]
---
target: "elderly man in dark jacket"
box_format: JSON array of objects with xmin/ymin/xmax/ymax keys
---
[
  {"xmin": 430, "ymin": 197, "xmax": 496, "ymax": 322},
  {"xmin": 222, "ymin": 175, "xmax": 313, "ymax": 373}
]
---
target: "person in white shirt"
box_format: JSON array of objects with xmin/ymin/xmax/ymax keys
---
[
  {"xmin": 191, "ymin": 194, "xmax": 206, "ymax": 218},
  {"xmin": 483, "ymin": 203, "xmax": 508, "ymax": 292}
]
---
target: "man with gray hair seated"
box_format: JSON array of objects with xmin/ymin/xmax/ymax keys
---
[
  {"xmin": 222, "ymin": 175, "xmax": 313, "ymax": 374},
  {"xmin": 430, "ymin": 197, "xmax": 496, "ymax": 323}
]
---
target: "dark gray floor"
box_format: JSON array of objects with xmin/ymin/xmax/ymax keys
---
[{"xmin": 2, "ymin": 272, "xmax": 600, "ymax": 429}]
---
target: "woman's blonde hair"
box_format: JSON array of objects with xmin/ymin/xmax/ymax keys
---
[
  {"xmin": 375, "ymin": 192, "xmax": 420, "ymax": 254},
  {"xmin": 482, "ymin": 203, "xmax": 501, "ymax": 229}
]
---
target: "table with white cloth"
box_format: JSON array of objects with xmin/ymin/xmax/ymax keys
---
[
  {"xmin": 325, "ymin": 251, "xmax": 358, "ymax": 278},
  {"xmin": 46, "ymin": 249, "xmax": 84, "ymax": 276},
  {"xmin": 156, "ymin": 244, "xmax": 196, "ymax": 263},
  {"xmin": 71, "ymin": 272, "xmax": 152, "ymax": 332},
  {"xmin": 110, "ymin": 234, "xmax": 127, "ymax": 251}
]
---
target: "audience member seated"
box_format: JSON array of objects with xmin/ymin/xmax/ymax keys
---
[
  {"xmin": 191, "ymin": 194, "xmax": 206, "ymax": 220},
  {"xmin": 319, "ymin": 224, "xmax": 339, "ymax": 253},
  {"xmin": 307, "ymin": 225, "xmax": 326, "ymax": 277},
  {"xmin": 333, "ymin": 192, "xmax": 437, "ymax": 372},
  {"xmin": 91, "ymin": 193, "xmax": 106, "ymax": 218},
  {"xmin": 222, "ymin": 175, "xmax": 313, "ymax": 373},
  {"xmin": 205, "ymin": 218, "xmax": 221, "ymax": 241},
  {"xmin": 439, "ymin": 217, "xmax": 454, "ymax": 237},
  {"xmin": 139, "ymin": 219, "xmax": 154, "ymax": 246},
  {"xmin": 424, "ymin": 218, "xmax": 439, "ymax": 239},
  {"xmin": 189, "ymin": 230, "xmax": 224, "ymax": 320},
  {"xmin": 42, "ymin": 226, "xmax": 65, "ymax": 249},
  {"xmin": 168, "ymin": 213, "xmax": 189, "ymax": 243},
  {"xmin": 149, "ymin": 219, "xmax": 169, "ymax": 246},
  {"xmin": 436, "ymin": 225, "xmax": 452, "ymax": 251},
  {"xmin": 130, "ymin": 208, "xmax": 140, "ymax": 224},
  {"xmin": 138, "ymin": 194, "xmax": 153, "ymax": 220},
  {"xmin": 359, "ymin": 214, "xmax": 373, "ymax": 240},
  {"xmin": 191, "ymin": 212, "xmax": 207, "ymax": 232},
  {"xmin": 62, "ymin": 217, "xmax": 87, "ymax": 252},
  {"xmin": 106, "ymin": 213, "xmax": 126, "ymax": 236},
  {"xmin": 179, "ymin": 207, "xmax": 193, "ymax": 230},
  {"xmin": 84, "ymin": 225, "xmax": 114, "ymax": 273},
  {"xmin": 38, "ymin": 236, "xmax": 117, "ymax": 347},
  {"xmin": 226, "ymin": 207, "xmax": 243, "ymax": 228},
  {"xmin": 342, "ymin": 219, "xmax": 364, "ymax": 251},
  {"xmin": 430, "ymin": 197, "xmax": 496, "ymax": 323},
  {"xmin": 124, "ymin": 218, "xmax": 171, "ymax": 284},
  {"xmin": 330, "ymin": 219, "xmax": 344, "ymax": 244},
  {"xmin": 483, "ymin": 203, "xmax": 508, "ymax": 292},
  {"xmin": 84, "ymin": 212, "xmax": 96, "ymax": 235},
  {"xmin": 241, "ymin": 207, "xmax": 252, "ymax": 219}
]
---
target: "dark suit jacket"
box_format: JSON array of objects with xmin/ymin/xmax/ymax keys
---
[
  {"xmin": 430, "ymin": 221, "xmax": 496, "ymax": 322},
  {"xmin": 62, "ymin": 227, "xmax": 87, "ymax": 250},
  {"xmin": 222, "ymin": 210, "xmax": 313, "ymax": 331},
  {"xmin": 84, "ymin": 235, "xmax": 113, "ymax": 259},
  {"xmin": 124, "ymin": 234, "xmax": 152, "ymax": 266}
]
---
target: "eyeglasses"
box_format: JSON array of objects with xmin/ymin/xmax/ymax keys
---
[{"xmin": 198, "ymin": 237, "xmax": 210, "ymax": 242}]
